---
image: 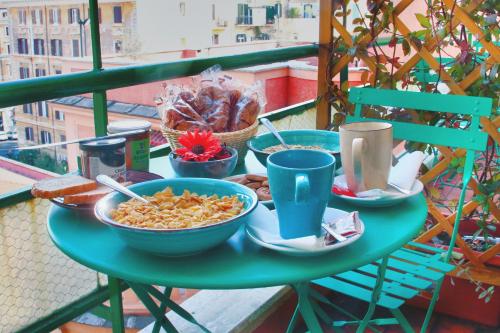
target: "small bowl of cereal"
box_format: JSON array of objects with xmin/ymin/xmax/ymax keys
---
[
  {"xmin": 94, "ymin": 178, "xmax": 258, "ymax": 256},
  {"xmin": 247, "ymin": 129, "xmax": 341, "ymax": 167}
]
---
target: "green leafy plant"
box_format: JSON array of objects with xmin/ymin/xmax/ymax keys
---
[{"xmin": 327, "ymin": 0, "xmax": 499, "ymax": 301}]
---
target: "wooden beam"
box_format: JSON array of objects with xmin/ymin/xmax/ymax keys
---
[{"xmin": 316, "ymin": 0, "xmax": 334, "ymax": 130}]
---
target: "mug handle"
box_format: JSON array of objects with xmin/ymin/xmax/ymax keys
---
[
  {"xmin": 352, "ymin": 138, "xmax": 366, "ymax": 191},
  {"xmin": 295, "ymin": 173, "xmax": 310, "ymax": 203}
]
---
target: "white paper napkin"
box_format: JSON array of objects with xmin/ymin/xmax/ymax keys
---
[
  {"xmin": 389, "ymin": 151, "xmax": 425, "ymax": 191},
  {"xmin": 354, "ymin": 151, "xmax": 425, "ymax": 199}
]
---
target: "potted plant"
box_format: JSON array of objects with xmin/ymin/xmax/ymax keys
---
[{"xmin": 326, "ymin": 0, "xmax": 499, "ymax": 326}]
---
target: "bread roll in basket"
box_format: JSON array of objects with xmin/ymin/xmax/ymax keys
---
[{"xmin": 159, "ymin": 82, "xmax": 263, "ymax": 163}]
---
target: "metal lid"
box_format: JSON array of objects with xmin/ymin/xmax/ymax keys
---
[
  {"xmin": 79, "ymin": 137, "xmax": 126, "ymax": 151},
  {"xmin": 107, "ymin": 120, "xmax": 152, "ymax": 134}
]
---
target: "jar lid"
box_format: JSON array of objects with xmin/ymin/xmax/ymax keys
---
[
  {"xmin": 80, "ymin": 137, "xmax": 126, "ymax": 151},
  {"xmin": 107, "ymin": 120, "xmax": 152, "ymax": 133}
]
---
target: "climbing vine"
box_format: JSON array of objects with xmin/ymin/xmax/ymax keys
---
[{"xmin": 326, "ymin": 0, "xmax": 499, "ymax": 292}]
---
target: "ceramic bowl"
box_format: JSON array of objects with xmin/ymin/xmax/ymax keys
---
[
  {"xmin": 94, "ymin": 178, "xmax": 258, "ymax": 256},
  {"xmin": 168, "ymin": 147, "xmax": 238, "ymax": 179},
  {"xmin": 247, "ymin": 129, "xmax": 341, "ymax": 167}
]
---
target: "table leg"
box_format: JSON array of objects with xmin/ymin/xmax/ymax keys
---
[
  {"xmin": 108, "ymin": 276, "xmax": 125, "ymax": 333},
  {"xmin": 356, "ymin": 255, "xmax": 389, "ymax": 333},
  {"xmin": 128, "ymin": 282, "xmax": 210, "ymax": 333},
  {"xmin": 291, "ymin": 282, "xmax": 323, "ymax": 333}
]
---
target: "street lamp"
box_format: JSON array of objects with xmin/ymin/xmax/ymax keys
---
[{"xmin": 78, "ymin": 17, "xmax": 89, "ymax": 57}]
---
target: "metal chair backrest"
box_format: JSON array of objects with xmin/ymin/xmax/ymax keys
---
[{"xmin": 347, "ymin": 87, "xmax": 492, "ymax": 262}]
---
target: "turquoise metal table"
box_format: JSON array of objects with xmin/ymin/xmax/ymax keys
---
[{"xmin": 47, "ymin": 153, "xmax": 427, "ymax": 333}]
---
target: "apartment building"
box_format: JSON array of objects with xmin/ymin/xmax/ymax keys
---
[
  {"xmin": 0, "ymin": 8, "xmax": 12, "ymax": 82},
  {"xmin": 3, "ymin": 0, "xmax": 135, "ymax": 161},
  {"xmin": 2, "ymin": 0, "xmax": 320, "ymax": 164}
]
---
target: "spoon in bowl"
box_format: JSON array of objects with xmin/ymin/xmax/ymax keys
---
[
  {"xmin": 260, "ymin": 118, "xmax": 290, "ymax": 150},
  {"xmin": 96, "ymin": 174, "xmax": 153, "ymax": 205}
]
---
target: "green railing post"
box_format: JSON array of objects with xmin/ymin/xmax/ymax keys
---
[{"xmin": 89, "ymin": 0, "xmax": 108, "ymax": 136}]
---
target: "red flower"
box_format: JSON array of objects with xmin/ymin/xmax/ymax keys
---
[{"xmin": 175, "ymin": 129, "xmax": 222, "ymax": 162}]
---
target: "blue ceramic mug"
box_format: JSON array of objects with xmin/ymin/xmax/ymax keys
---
[{"xmin": 267, "ymin": 150, "xmax": 336, "ymax": 239}]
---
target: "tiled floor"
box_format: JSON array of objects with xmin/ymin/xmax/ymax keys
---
[
  {"xmin": 59, "ymin": 287, "xmax": 499, "ymax": 333},
  {"xmin": 254, "ymin": 290, "xmax": 500, "ymax": 333}
]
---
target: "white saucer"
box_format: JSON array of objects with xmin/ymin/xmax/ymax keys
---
[
  {"xmin": 332, "ymin": 174, "xmax": 424, "ymax": 208},
  {"xmin": 246, "ymin": 206, "xmax": 365, "ymax": 256}
]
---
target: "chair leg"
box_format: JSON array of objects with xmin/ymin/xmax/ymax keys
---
[
  {"xmin": 420, "ymin": 278, "xmax": 443, "ymax": 333},
  {"xmin": 286, "ymin": 305, "xmax": 300, "ymax": 333},
  {"xmin": 390, "ymin": 308, "xmax": 414, "ymax": 333},
  {"xmin": 420, "ymin": 163, "xmax": 472, "ymax": 333},
  {"xmin": 356, "ymin": 255, "xmax": 389, "ymax": 333}
]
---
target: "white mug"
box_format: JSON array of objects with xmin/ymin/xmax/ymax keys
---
[{"xmin": 339, "ymin": 122, "xmax": 393, "ymax": 193}]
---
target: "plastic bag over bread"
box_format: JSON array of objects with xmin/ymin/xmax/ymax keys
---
[{"xmin": 159, "ymin": 65, "xmax": 265, "ymax": 133}]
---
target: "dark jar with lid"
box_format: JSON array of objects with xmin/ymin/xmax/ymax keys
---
[
  {"xmin": 107, "ymin": 120, "xmax": 151, "ymax": 172},
  {"xmin": 80, "ymin": 138, "xmax": 126, "ymax": 181}
]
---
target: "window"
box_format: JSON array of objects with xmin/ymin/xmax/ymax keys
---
[
  {"xmin": 60, "ymin": 135, "xmax": 67, "ymax": 149},
  {"xmin": 68, "ymin": 8, "xmax": 80, "ymax": 24},
  {"xmin": 237, "ymin": 4, "xmax": 252, "ymax": 24},
  {"xmin": 19, "ymin": 66, "xmax": 30, "ymax": 79},
  {"xmin": 22, "ymin": 104, "xmax": 33, "ymax": 115},
  {"xmin": 266, "ymin": 6, "xmax": 276, "ymax": 24},
  {"xmin": 18, "ymin": 9, "xmax": 26, "ymax": 24},
  {"xmin": 5, "ymin": 27, "xmax": 8, "ymax": 36},
  {"xmin": 55, "ymin": 110, "xmax": 65, "ymax": 121},
  {"xmin": 113, "ymin": 6, "xmax": 122, "ymax": 23},
  {"xmin": 54, "ymin": 68, "xmax": 62, "ymax": 75},
  {"xmin": 7, "ymin": 45, "xmax": 10, "ymax": 54},
  {"xmin": 49, "ymin": 8, "xmax": 61, "ymax": 24},
  {"xmin": 303, "ymin": 4, "xmax": 314, "ymax": 18},
  {"xmin": 31, "ymin": 9, "xmax": 44, "ymax": 25},
  {"xmin": 17, "ymin": 38, "xmax": 29, "ymax": 54},
  {"xmin": 236, "ymin": 33, "xmax": 247, "ymax": 43},
  {"xmin": 35, "ymin": 68, "xmax": 46, "ymax": 77},
  {"xmin": 2, "ymin": 11, "xmax": 7, "ymax": 18},
  {"xmin": 37, "ymin": 101, "xmax": 48, "ymax": 117},
  {"xmin": 114, "ymin": 40, "xmax": 122, "ymax": 53},
  {"xmin": 179, "ymin": 2, "xmax": 186, "ymax": 16},
  {"xmin": 40, "ymin": 130, "xmax": 52, "ymax": 144},
  {"xmin": 25, "ymin": 127, "xmax": 34, "ymax": 141},
  {"xmin": 33, "ymin": 39, "xmax": 45, "ymax": 55},
  {"xmin": 212, "ymin": 34, "xmax": 219, "ymax": 45},
  {"xmin": 98, "ymin": 8, "xmax": 102, "ymax": 24},
  {"xmin": 72, "ymin": 39, "xmax": 80, "ymax": 57},
  {"xmin": 212, "ymin": 4, "xmax": 215, "ymax": 20},
  {"xmin": 50, "ymin": 39, "xmax": 63, "ymax": 56}
]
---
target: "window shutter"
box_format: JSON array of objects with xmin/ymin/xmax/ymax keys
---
[
  {"xmin": 31, "ymin": 10, "xmax": 36, "ymax": 24},
  {"xmin": 68, "ymin": 9, "xmax": 72, "ymax": 23},
  {"xmin": 49, "ymin": 9, "xmax": 54, "ymax": 24},
  {"xmin": 57, "ymin": 9, "xmax": 61, "ymax": 23}
]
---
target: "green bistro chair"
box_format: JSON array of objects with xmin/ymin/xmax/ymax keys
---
[{"xmin": 310, "ymin": 88, "xmax": 493, "ymax": 333}]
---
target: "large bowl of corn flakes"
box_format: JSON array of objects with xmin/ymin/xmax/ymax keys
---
[{"xmin": 94, "ymin": 178, "xmax": 258, "ymax": 256}]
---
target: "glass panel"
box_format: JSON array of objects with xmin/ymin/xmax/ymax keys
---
[{"xmin": 0, "ymin": 96, "xmax": 96, "ymax": 195}]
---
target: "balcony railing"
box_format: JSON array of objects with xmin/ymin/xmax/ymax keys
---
[{"xmin": 0, "ymin": 2, "xmax": 321, "ymax": 331}]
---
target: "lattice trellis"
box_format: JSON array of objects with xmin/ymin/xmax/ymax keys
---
[{"xmin": 317, "ymin": 0, "xmax": 499, "ymax": 285}]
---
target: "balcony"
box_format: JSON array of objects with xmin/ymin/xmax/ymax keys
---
[{"xmin": 0, "ymin": 1, "xmax": 498, "ymax": 332}]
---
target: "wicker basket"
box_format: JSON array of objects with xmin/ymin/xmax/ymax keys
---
[{"xmin": 161, "ymin": 121, "xmax": 259, "ymax": 164}]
